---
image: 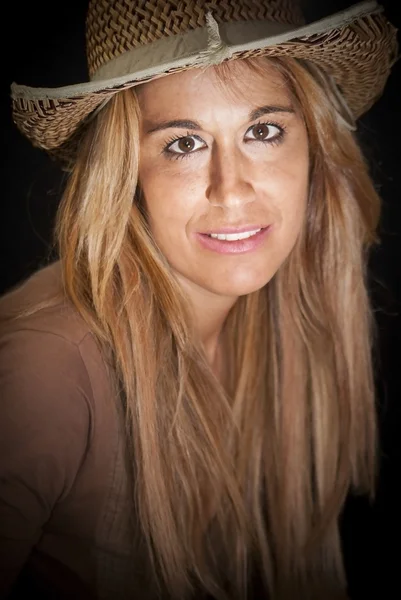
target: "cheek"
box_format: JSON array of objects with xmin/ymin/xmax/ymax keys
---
[
  {"xmin": 282, "ymin": 176, "xmax": 309, "ymax": 224},
  {"xmin": 266, "ymin": 156, "xmax": 309, "ymax": 221},
  {"xmin": 140, "ymin": 167, "xmax": 201, "ymax": 244},
  {"xmin": 262, "ymin": 161, "xmax": 309, "ymax": 262}
]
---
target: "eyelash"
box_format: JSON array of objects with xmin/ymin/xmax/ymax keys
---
[{"xmin": 162, "ymin": 120, "xmax": 287, "ymax": 161}]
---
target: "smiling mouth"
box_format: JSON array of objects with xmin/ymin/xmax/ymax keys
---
[
  {"xmin": 196, "ymin": 225, "xmax": 271, "ymax": 254},
  {"xmin": 203, "ymin": 227, "xmax": 267, "ymax": 241}
]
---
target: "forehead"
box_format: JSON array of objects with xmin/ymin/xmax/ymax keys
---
[{"xmin": 137, "ymin": 58, "xmax": 292, "ymax": 118}]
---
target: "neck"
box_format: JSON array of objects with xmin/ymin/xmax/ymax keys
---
[{"xmin": 177, "ymin": 277, "xmax": 237, "ymax": 367}]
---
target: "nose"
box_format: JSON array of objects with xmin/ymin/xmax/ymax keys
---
[{"xmin": 206, "ymin": 144, "xmax": 257, "ymax": 209}]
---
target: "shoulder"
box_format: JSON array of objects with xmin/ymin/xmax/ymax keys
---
[
  {"xmin": 0, "ymin": 262, "xmax": 120, "ymax": 497},
  {"xmin": 0, "ymin": 260, "xmax": 92, "ymax": 346},
  {"xmin": 0, "ymin": 261, "xmax": 95, "ymax": 436},
  {"xmin": 0, "ymin": 258, "xmax": 120, "ymax": 416},
  {"xmin": 0, "ymin": 261, "xmax": 119, "ymax": 441},
  {"xmin": 0, "ymin": 261, "xmax": 117, "ymax": 436},
  {"xmin": 0, "ymin": 262, "xmax": 105, "ymax": 450}
]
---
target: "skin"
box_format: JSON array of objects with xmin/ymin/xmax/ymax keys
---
[{"xmin": 137, "ymin": 59, "xmax": 309, "ymax": 363}]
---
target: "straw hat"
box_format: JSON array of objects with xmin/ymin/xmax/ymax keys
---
[{"xmin": 10, "ymin": 0, "xmax": 398, "ymax": 166}]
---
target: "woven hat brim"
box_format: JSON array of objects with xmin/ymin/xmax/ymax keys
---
[{"xmin": 10, "ymin": 1, "xmax": 398, "ymax": 166}]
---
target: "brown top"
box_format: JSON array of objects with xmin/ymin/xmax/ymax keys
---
[{"xmin": 0, "ymin": 262, "xmax": 156, "ymax": 599}]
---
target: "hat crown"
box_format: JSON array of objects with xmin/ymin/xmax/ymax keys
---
[{"xmin": 86, "ymin": 0, "xmax": 305, "ymax": 77}]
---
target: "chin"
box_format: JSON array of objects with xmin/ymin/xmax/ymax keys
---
[{"xmin": 207, "ymin": 270, "xmax": 275, "ymax": 298}]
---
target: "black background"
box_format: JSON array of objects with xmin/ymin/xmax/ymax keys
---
[{"xmin": 1, "ymin": 1, "xmax": 400, "ymax": 598}]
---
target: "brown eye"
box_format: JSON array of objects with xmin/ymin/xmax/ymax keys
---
[
  {"xmin": 165, "ymin": 134, "xmax": 206, "ymax": 157},
  {"xmin": 177, "ymin": 137, "xmax": 196, "ymax": 152},
  {"xmin": 252, "ymin": 123, "xmax": 271, "ymax": 140},
  {"xmin": 245, "ymin": 122, "xmax": 283, "ymax": 143}
]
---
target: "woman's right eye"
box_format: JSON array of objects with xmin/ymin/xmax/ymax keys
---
[{"xmin": 164, "ymin": 134, "xmax": 206, "ymax": 159}]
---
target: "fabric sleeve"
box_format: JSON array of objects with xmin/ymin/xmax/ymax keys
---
[{"xmin": 0, "ymin": 328, "xmax": 92, "ymax": 597}]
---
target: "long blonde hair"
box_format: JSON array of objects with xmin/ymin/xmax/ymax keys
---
[{"xmin": 55, "ymin": 57, "xmax": 379, "ymax": 599}]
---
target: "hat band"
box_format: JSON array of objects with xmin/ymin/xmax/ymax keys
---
[
  {"xmin": 90, "ymin": 1, "xmax": 382, "ymax": 85},
  {"xmin": 91, "ymin": 16, "xmax": 293, "ymax": 82}
]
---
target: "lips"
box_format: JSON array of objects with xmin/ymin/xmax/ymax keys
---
[
  {"xmin": 196, "ymin": 225, "xmax": 272, "ymax": 255},
  {"xmin": 207, "ymin": 228, "xmax": 262, "ymax": 241},
  {"xmin": 201, "ymin": 224, "xmax": 268, "ymax": 235}
]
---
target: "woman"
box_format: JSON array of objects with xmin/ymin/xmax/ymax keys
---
[{"xmin": 0, "ymin": 0, "xmax": 398, "ymax": 599}]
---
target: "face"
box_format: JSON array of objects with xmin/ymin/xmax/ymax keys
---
[{"xmin": 137, "ymin": 59, "xmax": 309, "ymax": 303}]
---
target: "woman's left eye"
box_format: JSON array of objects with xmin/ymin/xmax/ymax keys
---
[{"xmin": 244, "ymin": 122, "xmax": 284, "ymax": 143}]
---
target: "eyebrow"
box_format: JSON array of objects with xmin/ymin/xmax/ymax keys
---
[{"xmin": 144, "ymin": 104, "xmax": 295, "ymax": 134}]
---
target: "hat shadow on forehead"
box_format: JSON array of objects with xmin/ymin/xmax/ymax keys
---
[{"xmin": 10, "ymin": 0, "xmax": 398, "ymax": 167}]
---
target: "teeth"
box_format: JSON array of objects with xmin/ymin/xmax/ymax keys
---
[{"xmin": 209, "ymin": 228, "xmax": 261, "ymax": 241}]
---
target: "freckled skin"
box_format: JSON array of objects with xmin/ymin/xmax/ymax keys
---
[{"xmin": 138, "ymin": 59, "xmax": 309, "ymax": 307}]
